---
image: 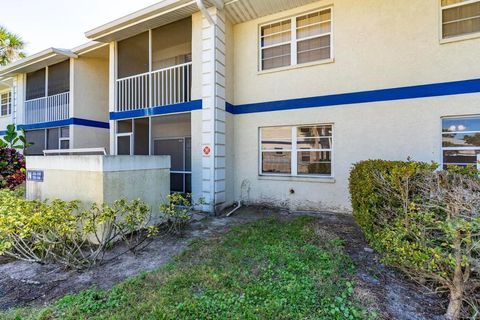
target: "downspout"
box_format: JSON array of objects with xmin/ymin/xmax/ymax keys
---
[{"xmin": 196, "ymin": 0, "xmax": 224, "ymax": 213}]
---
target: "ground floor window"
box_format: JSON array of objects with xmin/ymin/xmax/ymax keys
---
[
  {"xmin": 442, "ymin": 116, "xmax": 480, "ymax": 169},
  {"xmin": 24, "ymin": 126, "xmax": 70, "ymax": 155},
  {"xmin": 260, "ymin": 124, "xmax": 333, "ymax": 177}
]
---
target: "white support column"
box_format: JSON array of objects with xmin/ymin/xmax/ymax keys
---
[
  {"xmin": 109, "ymin": 41, "xmax": 117, "ymax": 155},
  {"xmin": 11, "ymin": 76, "xmax": 18, "ymax": 125},
  {"xmin": 201, "ymin": 6, "xmax": 227, "ymax": 213}
]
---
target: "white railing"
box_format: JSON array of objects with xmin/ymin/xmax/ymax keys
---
[
  {"xmin": 24, "ymin": 92, "xmax": 70, "ymax": 124},
  {"xmin": 116, "ymin": 62, "xmax": 192, "ymax": 112}
]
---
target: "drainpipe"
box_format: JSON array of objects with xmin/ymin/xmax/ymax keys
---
[{"xmin": 196, "ymin": 0, "xmax": 224, "ymax": 213}]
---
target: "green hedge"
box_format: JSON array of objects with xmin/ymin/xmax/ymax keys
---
[
  {"xmin": 349, "ymin": 159, "xmax": 436, "ymax": 244},
  {"xmin": 349, "ymin": 160, "xmax": 480, "ymax": 319}
]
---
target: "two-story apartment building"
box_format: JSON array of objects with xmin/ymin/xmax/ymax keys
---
[
  {"xmin": 1, "ymin": 0, "xmax": 480, "ymax": 213},
  {"xmin": 0, "ymin": 42, "xmax": 110, "ymax": 155}
]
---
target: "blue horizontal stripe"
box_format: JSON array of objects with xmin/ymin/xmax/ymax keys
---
[
  {"xmin": 230, "ymin": 78, "xmax": 480, "ymax": 114},
  {"xmin": 110, "ymin": 100, "xmax": 202, "ymax": 120},
  {"xmin": 0, "ymin": 131, "xmax": 6, "ymax": 136},
  {"xmin": 17, "ymin": 118, "xmax": 109, "ymax": 130}
]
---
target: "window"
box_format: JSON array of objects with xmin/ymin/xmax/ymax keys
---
[
  {"xmin": 260, "ymin": 125, "xmax": 333, "ymax": 176},
  {"xmin": 441, "ymin": 0, "xmax": 480, "ymax": 39},
  {"xmin": 59, "ymin": 126, "xmax": 70, "ymax": 149},
  {"xmin": 260, "ymin": 8, "xmax": 332, "ymax": 71},
  {"xmin": 0, "ymin": 92, "xmax": 11, "ymax": 116},
  {"xmin": 442, "ymin": 116, "xmax": 480, "ymax": 169}
]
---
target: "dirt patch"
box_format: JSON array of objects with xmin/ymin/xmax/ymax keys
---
[{"xmin": 0, "ymin": 207, "xmax": 446, "ymax": 319}]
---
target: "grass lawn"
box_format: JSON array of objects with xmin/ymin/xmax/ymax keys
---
[{"xmin": 2, "ymin": 217, "xmax": 375, "ymax": 320}]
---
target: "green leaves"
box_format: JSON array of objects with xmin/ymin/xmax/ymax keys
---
[
  {"xmin": 0, "ymin": 190, "xmax": 155, "ymax": 269},
  {"xmin": 0, "ymin": 26, "xmax": 25, "ymax": 66},
  {"xmin": 349, "ymin": 160, "xmax": 480, "ymax": 318}
]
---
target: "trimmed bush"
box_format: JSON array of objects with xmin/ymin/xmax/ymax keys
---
[
  {"xmin": 0, "ymin": 190, "xmax": 156, "ymax": 269},
  {"xmin": 349, "ymin": 160, "xmax": 480, "ymax": 320}
]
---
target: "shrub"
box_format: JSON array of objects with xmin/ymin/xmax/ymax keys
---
[
  {"xmin": 0, "ymin": 147, "xmax": 25, "ymax": 189},
  {"xmin": 0, "ymin": 190, "xmax": 157, "ymax": 269},
  {"xmin": 159, "ymin": 193, "xmax": 205, "ymax": 234},
  {"xmin": 349, "ymin": 160, "xmax": 480, "ymax": 319}
]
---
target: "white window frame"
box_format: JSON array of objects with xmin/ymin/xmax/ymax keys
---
[
  {"xmin": 0, "ymin": 91, "xmax": 12, "ymax": 117},
  {"xmin": 258, "ymin": 124, "xmax": 334, "ymax": 178},
  {"xmin": 441, "ymin": 115, "xmax": 480, "ymax": 170},
  {"xmin": 59, "ymin": 126, "xmax": 70, "ymax": 150},
  {"xmin": 440, "ymin": 0, "xmax": 480, "ymax": 43},
  {"xmin": 258, "ymin": 7, "xmax": 334, "ymax": 72},
  {"xmin": 115, "ymin": 119, "xmax": 134, "ymax": 155}
]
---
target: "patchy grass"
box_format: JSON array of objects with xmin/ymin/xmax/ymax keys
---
[{"xmin": 2, "ymin": 217, "xmax": 376, "ymax": 320}]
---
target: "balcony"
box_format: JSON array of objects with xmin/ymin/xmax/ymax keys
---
[
  {"xmin": 114, "ymin": 17, "xmax": 192, "ymax": 113},
  {"xmin": 24, "ymin": 92, "xmax": 70, "ymax": 124},
  {"xmin": 115, "ymin": 62, "xmax": 192, "ymax": 112}
]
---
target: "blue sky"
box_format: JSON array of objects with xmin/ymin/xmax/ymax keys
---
[{"xmin": 0, "ymin": 0, "xmax": 161, "ymax": 55}]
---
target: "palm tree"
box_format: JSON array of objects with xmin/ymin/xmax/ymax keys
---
[{"xmin": 0, "ymin": 26, "xmax": 26, "ymax": 66}]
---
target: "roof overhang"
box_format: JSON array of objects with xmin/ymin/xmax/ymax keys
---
[
  {"xmin": 85, "ymin": 0, "xmax": 326, "ymax": 43},
  {"xmin": 72, "ymin": 41, "xmax": 109, "ymax": 56},
  {"xmin": 0, "ymin": 48, "xmax": 77, "ymax": 78},
  {"xmin": 0, "ymin": 78, "xmax": 13, "ymax": 91},
  {"xmin": 224, "ymin": 0, "xmax": 321, "ymax": 24},
  {"xmin": 85, "ymin": 0, "xmax": 205, "ymax": 42}
]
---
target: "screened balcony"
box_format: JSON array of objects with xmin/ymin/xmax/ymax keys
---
[
  {"xmin": 24, "ymin": 60, "xmax": 70, "ymax": 124},
  {"xmin": 115, "ymin": 18, "xmax": 192, "ymax": 112}
]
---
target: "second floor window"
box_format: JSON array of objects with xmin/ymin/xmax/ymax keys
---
[
  {"xmin": 441, "ymin": 0, "xmax": 480, "ymax": 39},
  {"xmin": 0, "ymin": 92, "xmax": 11, "ymax": 116},
  {"xmin": 259, "ymin": 8, "xmax": 332, "ymax": 71}
]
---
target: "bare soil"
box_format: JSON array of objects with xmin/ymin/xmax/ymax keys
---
[{"xmin": 0, "ymin": 207, "xmax": 447, "ymax": 319}]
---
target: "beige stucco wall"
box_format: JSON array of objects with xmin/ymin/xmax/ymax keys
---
[
  {"xmin": 73, "ymin": 46, "xmax": 109, "ymax": 122},
  {"xmin": 233, "ymin": 93, "xmax": 480, "ymax": 212},
  {"xmin": 191, "ymin": 12, "xmax": 203, "ymax": 101},
  {"xmin": 72, "ymin": 125, "xmax": 110, "ymax": 153},
  {"xmin": 232, "ymin": 0, "xmax": 480, "ymax": 105},
  {"xmin": 26, "ymin": 155, "xmax": 170, "ymax": 217}
]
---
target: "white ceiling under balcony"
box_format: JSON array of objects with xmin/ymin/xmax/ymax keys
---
[
  {"xmin": 224, "ymin": 0, "xmax": 320, "ymax": 24},
  {"xmin": 85, "ymin": 0, "xmax": 320, "ymax": 42}
]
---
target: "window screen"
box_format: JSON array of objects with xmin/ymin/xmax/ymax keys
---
[
  {"xmin": 48, "ymin": 60, "xmax": 70, "ymax": 96},
  {"xmin": 152, "ymin": 18, "xmax": 192, "ymax": 70},
  {"xmin": 26, "ymin": 68, "xmax": 46, "ymax": 100},
  {"xmin": 47, "ymin": 128, "xmax": 59, "ymax": 150},
  {"xmin": 25, "ymin": 130, "xmax": 46, "ymax": 155},
  {"xmin": 117, "ymin": 32, "xmax": 149, "ymax": 79},
  {"xmin": 441, "ymin": 0, "xmax": 480, "ymax": 38}
]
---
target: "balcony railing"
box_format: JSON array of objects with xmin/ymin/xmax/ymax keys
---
[
  {"xmin": 24, "ymin": 92, "xmax": 70, "ymax": 124},
  {"xmin": 115, "ymin": 62, "xmax": 192, "ymax": 112}
]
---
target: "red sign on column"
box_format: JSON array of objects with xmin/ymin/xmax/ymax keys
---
[{"xmin": 203, "ymin": 145, "xmax": 211, "ymax": 157}]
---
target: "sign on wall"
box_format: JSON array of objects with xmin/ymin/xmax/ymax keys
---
[
  {"xmin": 27, "ymin": 170, "xmax": 44, "ymax": 182},
  {"xmin": 203, "ymin": 145, "xmax": 211, "ymax": 157}
]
